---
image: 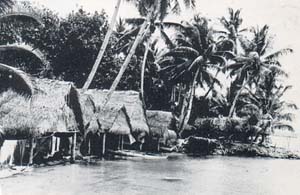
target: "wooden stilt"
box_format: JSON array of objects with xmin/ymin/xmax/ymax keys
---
[
  {"xmin": 102, "ymin": 133, "xmax": 106, "ymax": 157},
  {"xmin": 29, "ymin": 138, "xmax": 34, "ymax": 165},
  {"xmin": 71, "ymin": 132, "xmax": 76, "ymax": 163},
  {"xmin": 88, "ymin": 138, "xmax": 91, "ymax": 155},
  {"xmin": 157, "ymin": 138, "xmax": 160, "ymax": 152},
  {"xmin": 121, "ymin": 135, "xmax": 124, "ymax": 150},
  {"xmin": 118, "ymin": 135, "xmax": 121, "ymax": 150}
]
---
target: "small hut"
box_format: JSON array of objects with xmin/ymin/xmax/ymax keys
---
[
  {"xmin": 78, "ymin": 90, "xmax": 139, "ymax": 156},
  {"xmin": 146, "ymin": 110, "xmax": 177, "ymax": 151},
  {"xmin": 80, "ymin": 90, "xmax": 149, "ymax": 148},
  {"xmin": 0, "ymin": 78, "xmax": 80, "ymax": 166}
]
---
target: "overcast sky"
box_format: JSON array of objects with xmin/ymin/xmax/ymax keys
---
[{"xmin": 24, "ymin": 0, "xmax": 300, "ymax": 130}]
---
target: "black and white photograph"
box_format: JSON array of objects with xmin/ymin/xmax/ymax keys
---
[{"xmin": 0, "ymin": 0, "xmax": 299, "ymax": 194}]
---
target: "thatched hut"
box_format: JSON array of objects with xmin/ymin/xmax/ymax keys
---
[
  {"xmin": 146, "ymin": 110, "xmax": 177, "ymax": 151},
  {"xmin": 0, "ymin": 78, "xmax": 80, "ymax": 165},
  {"xmin": 80, "ymin": 90, "xmax": 150, "ymax": 142},
  {"xmin": 78, "ymin": 90, "xmax": 140, "ymax": 156}
]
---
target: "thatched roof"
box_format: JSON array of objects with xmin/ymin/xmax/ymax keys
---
[
  {"xmin": 146, "ymin": 110, "xmax": 173, "ymax": 137},
  {"xmin": 78, "ymin": 91, "xmax": 132, "ymax": 135},
  {"xmin": 0, "ymin": 78, "xmax": 79, "ymax": 139},
  {"xmin": 81, "ymin": 90, "xmax": 149, "ymax": 135},
  {"xmin": 98, "ymin": 106, "xmax": 131, "ymax": 135}
]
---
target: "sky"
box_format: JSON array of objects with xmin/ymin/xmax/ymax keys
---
[{"xmin": 23, "ymin": 0, "xmax": 300, "ymax": 131}]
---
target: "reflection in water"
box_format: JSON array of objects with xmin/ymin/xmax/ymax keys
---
[{"xmin": 1, "ymin": 156, "xmax": 300, "ymax": 195}]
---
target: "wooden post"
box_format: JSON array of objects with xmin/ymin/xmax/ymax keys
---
[
  {"xmin": 88, "ymin": 137, "xmax": 91, "ymax": 155},
  {"xmin": 120, "ymin": 135, "xmax": 124, "ymax": 150},
  {"xmin": 118, "ymin": 135, "xmax": 121, "ymax": 150},
  {"xmin": 71, "ymin": 132, "xmax": 76, "ymax": 163},
  {"xmin": 157, "ymin": 138, "xmax": 160, "ymax": 152},
  {"xmin": 29, "ymin": 138, "xmax": 34, "ymax": 165},
  {"xmin": 102, "ymin": 133, "xmax": 106, "ymax": 157}
]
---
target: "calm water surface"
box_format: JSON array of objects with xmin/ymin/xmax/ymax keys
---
[{"xmin": 1, "ymin": 156, "xmax": 300, "ymax": 195}]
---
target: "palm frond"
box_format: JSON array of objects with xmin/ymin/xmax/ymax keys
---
[
  {"xmin": 188, "ymin": 56, "xmax": 204, "ymax": 71},
  {"xmin": 0, "ymin": 0, "xmax": 13, "ymax": 14},
  {"xmin": 273, "ymin": 123, "xmax": 294, "ymax": 132},
  {"xmin": 162, "ymin": 22, "xmax": 186, "ymax": 30},
  {"xmin": 0, "ymin": 43, "xmax": 49, "ymax": 67},
  {"xmin": 163, "ymin": 46, "xmax": 199, "ymax": 59},
  {"xmin": 276, "ymin": 113, "xmax": 294, "ymax": 122},
  {"xmin": 0, "ymin": 12, "xmax": 44, "ymax": 26},
  {"xmin": 182, "ymin": 0, "xmax": 196, "ymax": 9},
  {"xmin": 159, "ymin": 28, "xmax": 175, "ymax": 49},
  {"xmin": 171, "ymin": 0, "xmax": 181, "ymax": 15},
  {"xmin": 264, "ymin": 48, "xmax": 293, "ymax": 61},
  {"xmin": 0, "ymin": 63, "xmax": 33, "ymax": 96},
  {"xmin": 125, "ymin": 17, "xmax": 145, "ymax": 26}
]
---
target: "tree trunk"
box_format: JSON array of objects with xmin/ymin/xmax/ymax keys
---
[
  {"xmin": 228, "ymin": 78, "xmax": 248, "ymax": 117},
  {"xmin": 180, "ymin": 68, "xmax": 200, "ymax": 132},
  {"xmin": 178, "ymin": 85, "xmax": 188, "ymax": 130},
  {"xmin": 83, "ymin": 0, "xmax": 122, "ymax": 89},
  {"xmin": 140, "ymin": 41, "xmax": 149, "ymax": 104},
  {"xmin": 102, "ymin": 20, "xmax": 149, "ymax": 107},
  {"xmin": 203, "ymin": 69, "xmax": 220, "ymax": 99}
]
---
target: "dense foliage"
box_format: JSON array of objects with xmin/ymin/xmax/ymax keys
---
[{"xmin": 0, "ymin": 2, "xmax": 297, "ymax": 144}]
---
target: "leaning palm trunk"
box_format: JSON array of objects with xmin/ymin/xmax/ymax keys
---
[
  {"xmin": 102, "ymin": 20, "xmax": 150, "ymax": 107},
  {"xmin": 228, "ymin": 78, "xmax": 248, "ymax": 117},
  {"xmin": 140, "ymin": 41, "xmax": 150, "ymax": 104},
  {"xmin": 203, "ymin": 69, "xmax": 221, "ymax": 98},
  {"xmin": 179, "ymin": 68, "xmax": 200, "ymax": 132},
  {"xmin": 83, "ymin": 0, "xmax": 122, "ymax": 89}
]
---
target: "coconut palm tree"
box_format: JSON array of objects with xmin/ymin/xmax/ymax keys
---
[
  {"xmin": 219, "ymin": 8, "xmax": 247, "ymax": 54},
  {"xmin": 102, "ymin": 0, "xmax": 195, "ymax": 107},
  {"xmin": 113, "ymin": 15, "xmax": 182, "ymax": 104},
  {"xmin": 237, "ymin": 71, "xmax": 297, "ymax": 144},
  {"xmin": 227, "ymin": 25, "xmax": 293, "ymax": 117},
  {"xmin": 157, "ymin": 15, "xmax": 234, "ymax": 132}
]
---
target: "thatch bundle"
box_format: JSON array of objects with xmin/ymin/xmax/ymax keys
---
[
  {"xmin": 82, "ymin": 90, "xmax": 149, "ymax": 135},
  {"xmin": 98, "ymin": 106, "xmax": 131, "ymax": 135},
  {"xmin": 186, "ymin": 117, "xmax": 248, "ymax": 139},
  {"xmin": 146, "ymin": 110, "xmax": 173, "ymax": 137},
  {"xmin": 0, "ymin": 78, "xmax": 79, "ymax": 139}
]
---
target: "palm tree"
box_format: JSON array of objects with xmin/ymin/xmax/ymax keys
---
[
  {"xmin": 238, "ymin": 71, "xmax": 297, "ymax": 144},
  {"xmin": 157, "ymin": 15, "xmax": 233, "ymax": 132},
  {"xmin": 102, "ymin": 0, "xmax": 195, "ymax": 107},
  {"xmin": 227, "ymin": 25, "xmax": 293, "ymax": 117},
  {"xmin": 83, "ymin": 0, "xmax": 126, "ymax": 89},
  {"xmin": 219, "ymin": 8, "xmax": 246, "ymax": 54},
  {"xmin": 113, "ymin": 14, "xmax": 182, "ymax": 104}
]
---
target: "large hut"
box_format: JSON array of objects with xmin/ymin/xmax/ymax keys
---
[
  {"xmin": 78, "ymin": 90, "xmax": 145, "ymax": 156},
  {"xmin": 0, "ymin": 77, "xmax": 80, "ymax": 166},
  {"xmin": 146, "ymin": 110, "xmax": 177, "ymax": 151}
]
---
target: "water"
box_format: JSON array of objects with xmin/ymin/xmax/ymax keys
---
[{"xmin": 1, "ymin": 156, "xmax": 300, "ymax": 195}]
